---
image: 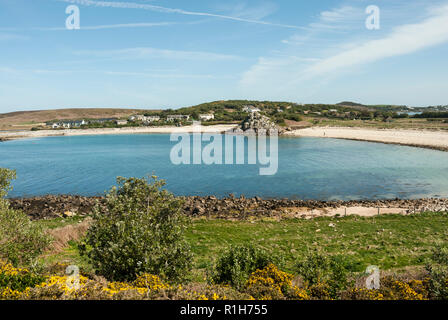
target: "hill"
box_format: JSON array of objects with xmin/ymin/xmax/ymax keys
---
[{"xmin": 0, "ymin": 108, "xmax": 152, "ymax": 130}]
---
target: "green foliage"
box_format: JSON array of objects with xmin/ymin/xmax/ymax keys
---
[
  {"xmin": 80, "ymin": 176, "xmax": 193, "ymax": 282},
  {"xmin": 0, "ymin": 264, "xmax": 46, "ymax": 292},
  {"xmin": 426, "ymin": 246, "xmax": 448, "ymax": 300},
  {"xmin": 209, "ymin": 245, "xmax": 280, "ymax": 289},
  {"xmin": 294, "ymin": 251, "xmax": 351, "ymax": 299},
  {"xmin": 284, "ymin": 114, "xmax": 302, "ymax": 122},
  {"xmin": 0, "ymin": 168, "xmax": 16, "ymax": 200},
  {"xmin": 0, "ymin": 168, "xmax": 52, "ymax": 267},
  {"xmin": 413, "ymin": 112, "xmax": 448, "ymax": 119}
]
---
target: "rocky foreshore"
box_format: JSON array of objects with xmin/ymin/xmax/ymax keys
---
[{"xmin": 7, "ymin": 195, "xmax": 448, "ymax": 220}]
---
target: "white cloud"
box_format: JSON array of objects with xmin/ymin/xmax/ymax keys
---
[
  {"xmin": 241, "ymin": 3, "xmax": 448, "ymax": 92},
  {"xmin": 34, "ymin": 22, "xmax": 176, "ymax": 31},
  {"xmin": 304, "ymin": 4, "xmax": 448, "ymax": 78},
  {"xmin": 59, "ymin": 0, "xmax": 305, "ymax": 29},
  {"xmin": 75, "ymin": 47, "xmax": 241, "ymax": 61},
  {"xmin": 217, "ymin": 2, "xmax": 277, "ymax": 21},
  {"xmin": 319, "ymin": 6, "xmax": 359, "ymax": 23}
]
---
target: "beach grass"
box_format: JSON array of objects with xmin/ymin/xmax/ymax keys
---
[{"xmin": 38, "ymin": 212, "xmax": 448, "ymax": 280}]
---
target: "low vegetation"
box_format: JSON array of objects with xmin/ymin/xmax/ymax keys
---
[{"xmin": 0, "ymin": 169, "xmax": 52, "ymax": 268}]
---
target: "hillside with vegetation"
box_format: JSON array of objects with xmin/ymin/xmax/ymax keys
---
[{"xmin": 1, "ymin": 100, "xmax": 448, "ymax": 131}]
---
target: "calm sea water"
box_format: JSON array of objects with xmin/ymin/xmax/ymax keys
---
[{"xmin": 1, "ymin": 134, "xmax": 448, "ymax": 200}]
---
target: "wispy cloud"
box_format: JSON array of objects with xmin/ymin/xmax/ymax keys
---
[
  {"xmin": 33, "ymin": 21, "xmax": 177, "ymax": 30},
  {"xmin": 75, "ymin": 47, "xmax": 241, "ymax": 61},
  {"xmin": 304, "ymin": 3, "xmax": 448, "ymax": 78},
  {"xmin": 58, "ymin": 0, "xmax": 306, "ymax": 29},
  {"xmin": 1, "ymin": 67, "xmax": 227, "ymax": 79},
  {"xmin": 319, "ymin": 6, "xmax": 359, "ymax": 23},
  {"xmin": 241, "ymin": 3, "xmax": 448, "ymax": 93},
  {"xmin": 214, "ymin": 2, "xmax": 278, "ymax": 21},
  {"xmin": 0, "ymin": 33, "xmax": 28, "ymax": 41}
]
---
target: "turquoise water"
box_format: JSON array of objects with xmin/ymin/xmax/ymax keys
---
[{"xmin": 1, "ymin": 134, "xmax": 448, "ymax": 200}]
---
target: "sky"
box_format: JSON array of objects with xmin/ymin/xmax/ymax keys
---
[{"xmin": 0, "ymin": 0, "xmax": 448, "ymax": 112}]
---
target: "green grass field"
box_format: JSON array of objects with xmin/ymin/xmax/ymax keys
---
[{"xmin": 38, "ymin": 212, "xmax": 448, "ymax": 280}]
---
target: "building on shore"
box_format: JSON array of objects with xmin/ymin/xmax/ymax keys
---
[
  {"xmin": 199, "ymin": 114, "xmax": 215, "ymax": 121},
  {"xmin": 166, "ymin": 115, "xmax": 190, "ymax": 122},
  {"xmin": 129, "ymin": 115, "xmax": 160, "ymax": 123},
  {"xmin": 50, "ymin": 119, "xmax": 88, "ymax": 129},
  {"xmin": 115, "ymin": 120, "xmax": 128, "ymax": 126},
  {"xmin": 242, "ymin": 105, "xmax": 261, "ymax": 113}
]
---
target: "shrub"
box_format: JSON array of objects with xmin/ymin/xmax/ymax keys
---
[
  {"xmin": 80, "ymin": 176, "xmax": 193, "ymax": 282},
  {"xmin": 426, "ymin": 246, "xmax": 448, "ymax": 300},
  {"xmin": 294, "ymin": 252, "xmax": 351, "ymax": 299},
  {"xmin": 379, "ymin": 277, "xmax": 425, "ymax": 300},
  {"xmin": 209, "ymin": 245, "xmax": 279, "ymax": 289},
  {"xmin": 245, "ymin": 264, "xmax": 305, "ymax": 300},
  {"xmin": 0, "ymin": 260, "xmax": 46, "ymax": 292},
  {"xmin": 0, "ymin": 168, "xmax": 52, "ymax": 267},
  {"xmin": 0, "ymin": 168, "xmax": 16, "ymax": 200}
]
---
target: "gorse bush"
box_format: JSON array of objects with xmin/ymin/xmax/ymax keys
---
[
  {"xmin": 0, "ymin": 260, "xmax": 46, "ymax": 292},
  {"xmin": 210, "ymin": 245, "xmax": 279, "ymax": 289},
  {"xmin": 426, "ymin": 246, "xmax": 448, "ymax": 300},
  {"xmin": 294, "ymin": 251, "xmax": 351, "ymax": 299},
  {"xmin": 80, "ymin": 176, "xmax": 193, "ymax": 282},
  {"xmin": 0, "ymin": 168, "xmax": 52, "ymax": 267}
]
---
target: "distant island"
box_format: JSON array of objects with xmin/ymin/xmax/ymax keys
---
[
  {"xmin": 1, "ymin": 100, "xmax": 448, "ymax": 151},
  {"xmin": 1, "ymin": 100, "xmax": 448, "ymax": 132}
]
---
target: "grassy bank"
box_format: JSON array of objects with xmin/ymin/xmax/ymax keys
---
[{"xmin": 39, "ymin": 212, "xmax": 448, "ymax": 279}]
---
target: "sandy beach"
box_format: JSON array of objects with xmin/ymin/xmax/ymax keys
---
[
  {"xmin": 0, "ymin": 124, "xmax": 238, "ymax": 141},
  {"xmin": 285, "ymin": 127, "xmax": 448, "ymax": 151},
  {"xmin": 2, "ymin": 125, "xmax": 448, "ymax": 153}
]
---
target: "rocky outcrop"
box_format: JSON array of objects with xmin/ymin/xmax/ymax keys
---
[
  {"xmin": 230, "ymin": 112, "xmax": 281, "ymax": 135},
  {"xmin": 8, "ymin": 195, "xmax": 448, "ymax": 220}
]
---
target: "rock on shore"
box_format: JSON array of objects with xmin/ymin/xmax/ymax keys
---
[{"xmin": 7, "ymin": 195, "xmax": 448, "ymax": 220}]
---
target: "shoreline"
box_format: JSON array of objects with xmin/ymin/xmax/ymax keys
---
[
  {"xmin": 284, "ymin": 127, "xmax": 448, "ymax": 152},
  {"xmin": 2, "ymin": 125, "xmax": 448, "ymax": 152},
  {"xmin": 0, "ymin": 125, "xmax": 238, "ymax": 141},
  {"xmin": 9, "ymin": 195, "xmax": 448, "ymax": 220}
]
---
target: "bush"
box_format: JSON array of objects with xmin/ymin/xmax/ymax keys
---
[
  {"xmin": 294, "ymin": 252, "xmax": 350, "ymax": 299},
  {"xmin": 426, "ymin": 246, "xmax": 448, "ymax": 300},
  {"xmin": 80, "ymin": 176, "xmax": 193, "ymax": 282},
  {"xmin": 0, "ymin": 260, "xmax": 46, "ymax": 292},
  {"xmin": 0, "ymin": 168, "xmax": 52, "ymax": 267},
  {"xmin": 209, "ymin": 245, "xmax": 280, "ymax": 289},
  {"xmin": 245, "ymin": 264, "xmax": 306, "ymax": 300},
  {"xmin": 0, "ymin": 168, "xmax": 16, "ymax": 200}
]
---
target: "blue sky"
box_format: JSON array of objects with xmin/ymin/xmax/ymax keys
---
[{"xmin": 0, "ymin": 0, "xmax": 448, "ymax": 112}]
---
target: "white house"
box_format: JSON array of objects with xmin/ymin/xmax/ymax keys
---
[
  {"xmin": 129, "ymin": 115, "xmax": 146, "ymax": 121},
  {"xmin": 243, "ymin": 105, "xmax": 261, "ymax": 113},
  {"xmin": 199, "ymin": 114, "xmax": 215, "ymax": 121},
  {"xmin": 167, "ymin": 115, "xmax": 190, "ymax": 122},
  {"xmin": 145, "ymin": 116, "xmax": 160, "ymax": 122}
]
